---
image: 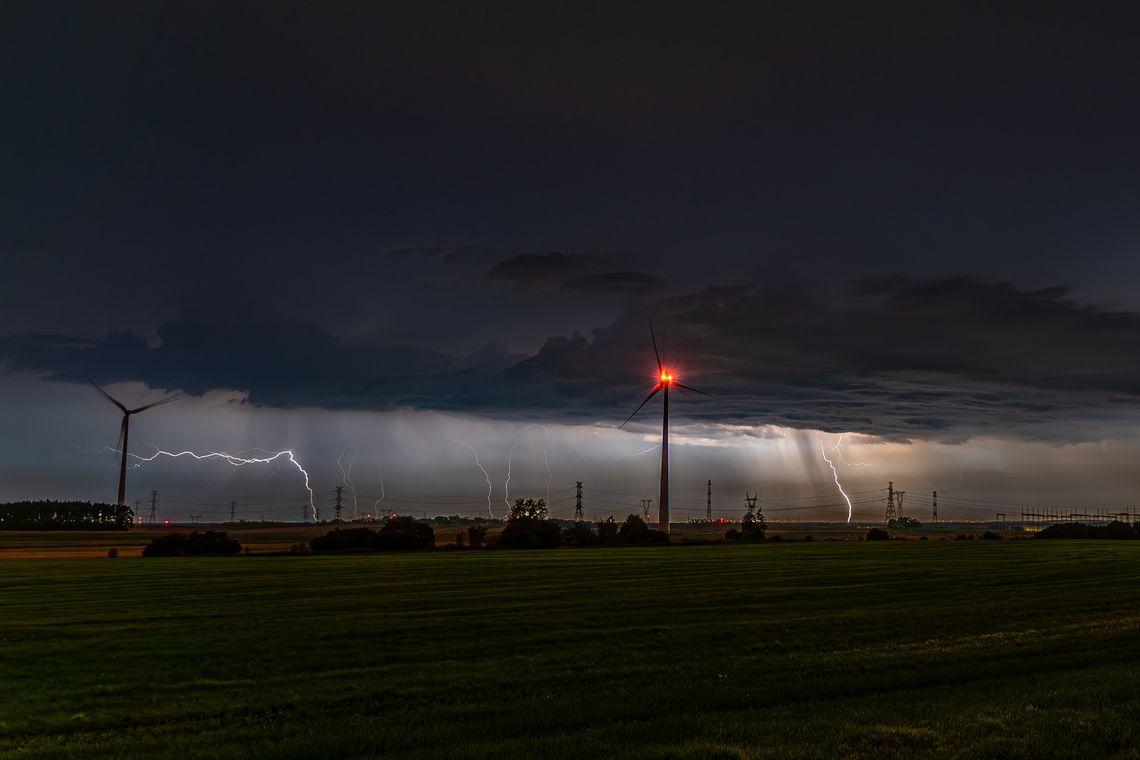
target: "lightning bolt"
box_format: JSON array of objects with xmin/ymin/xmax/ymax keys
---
[
  {"xmin": 820, "ymin": 436, "xmax": 853, "ymax": 523},
  {"xmin": 337, "ymin": 447, "xmax": 360, "ymax": 519},
  {"xmin": 537, "ymin": 446, "xmax": 552, "ymax": 504},
  {"xmin": 834, "ymin": 432, "xmax": 873, "ymax": 468},
  {"xmin": 117, "ymin": 447, "xmax": 317, "ymax": 521},
  {"xmin": 455, "ymin": 440, "xmax": 495, "ymax": 519},
  {"xmin": 622, "ymin": 443, "xmax": 661, "ymax": 458},
  {"xmin": 373, "ymin": 461, "xmax": 386, "ymax": 512},
  {"xmin": 504, "ymin": 424, "xmax": 553, "ymax": 508}
]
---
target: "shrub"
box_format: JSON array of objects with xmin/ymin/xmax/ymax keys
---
[
  {"xmin": 107, "ymin": 547, "xmax": 118, "ymax": 558},
  {"xmin": 376, "ymin": 516, "xmax": 435, "ymax": 550},
  {"xmin": 562, "ymin": 521, "xmax": 597, "ymax": 546},
  {"xmin": 617, "ymin": 514, "xmax": 669, "ymax": 544},
  {"xmin": 866, "ymin": 527, "xmax": 890, "ymax": 541},
  {"xmin": 467, "ymin": 524, "xmax": 488, "ymax": 548},
  {"xmin": 309, "ymin": 518, "xmax": 435, "ymax": 552},
  {"xmin": 498, "ymin": 516, "xmax": 562, "ymax": 549},
  {"xmin": 309, "ymin": 527, "xmax": 379, "ymax": 552},
  {"xmin": 980, "ymin": 531, "xmax": 1002, "ymax": 540},
  {"xmin": 804, "ymin": 535, "xmax": 814, "ymax": 542},
  {"xmin": 723, "ymin": 528, "xmax": 740, "ymax": 542},
  {"xmin": 142, "ymin": 531, "xmax": 242, "ymax": 557},
  {"xmin": 768, "ymin": 534, "xmax": 782, "ymax": 542},
  {"xmin": 596, "ymin": 517, "xmax": 619, "ymax": 544},
  {"xmin": 955, "ymin": 534, "xmax": 973, "ymax": 541},
  {"xmin": 1036, "ymin": 521, "xmax": 1140, "ymax": 540}
]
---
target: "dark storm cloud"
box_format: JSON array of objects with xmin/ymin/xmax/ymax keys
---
[
  {"xmin": 560, "ymin": 271, "xmax": 664, "ymax": 298},
  {"xmin": 487, "ymin": 253, "xmax": 661, "ymax": 299},
  {"xmin": 487, "ymin": 252, "xmax": 595, "ymax": 286},
  {"xmin": 388, "ymin": 245, "xmax": 488, "ymax": 264},
  {"xmin": 6, "ymin": 277, "xmax": 1140, "ymax": 442}
]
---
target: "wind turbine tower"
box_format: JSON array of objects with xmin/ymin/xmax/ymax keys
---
[
  {"xmin": 89, "ymin": 380, "xmax": 179, "ymax": 506},
  {"xmin": 620, "ymin": 320, "xmax": 715, "ymax": 533}
]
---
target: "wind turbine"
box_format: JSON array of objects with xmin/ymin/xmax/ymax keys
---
[
  {"xmin": 620, "ymin": 320, "xmax": 715, "ymax": 533},
  {"xmin": 89, "ymin": 380, "xmax": 179, "ymax": 506}
]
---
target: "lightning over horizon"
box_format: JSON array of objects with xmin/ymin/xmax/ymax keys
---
[
  {"xmin": 820, "ymin": 436, "xmax": 854, "ymax": 523},
  {"xmin": 455, "ymin": 440, "xmax": 495, "ymax": 518},
  {"xmin": 111, "ymin": 447, "xmax": 318, "ymax": 520}
]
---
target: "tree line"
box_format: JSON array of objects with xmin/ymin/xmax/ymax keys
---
[{"xmin": 0, "ymin": 500, "xmax": 133, "ymax": 530}]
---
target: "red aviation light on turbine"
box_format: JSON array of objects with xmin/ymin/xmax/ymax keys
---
[{"xmin": 658, "ymin": 368, "xmax": 677, "ymax": 386}]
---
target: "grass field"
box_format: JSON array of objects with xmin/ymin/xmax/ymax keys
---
[{"xmin": 3, "ymin": 541, "xmax": 1139, "ymax": 758}]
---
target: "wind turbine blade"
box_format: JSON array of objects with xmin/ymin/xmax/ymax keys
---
[
  {"xmin": 648, "ymin": 317, "xmax": 662, "ymax": 370},
  {"xmin": 89, "ymin": 379, "xmax": 127, "ymax": 413},
  {"xmin": 619, "ymin": 385, "xmax": 662, "ymax": 429},
  {"xmin": 130, "ymin": 394, "xmax": 180, "ymax": 414},
  {"xmin": 675, "ymin": 383, "xmax": 720, "ymax": 401}
]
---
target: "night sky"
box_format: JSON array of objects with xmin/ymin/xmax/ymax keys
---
[{"xmin": 4, "ymin": 3, "xmax": 1140, "ymax": 521}]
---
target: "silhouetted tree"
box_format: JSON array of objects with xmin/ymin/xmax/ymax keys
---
[
  {"xmin": 596, "ymin": 517, "xmax": 619, "ymax": 544},
  {"xmin": 866, "ymin": 527, "xmax": 891, "ymax": 541},
  {"xmin": 562, "ymin": 521, "xmax": 597, "ymax": 546},
  {"xmin": 1036, "ymin": 521, "xmax": 1139, "ymax": 540},
  {"xmin": 467, "ymin": 524, "xmax": 488, "ymax": 548},
  {"xmin": 617, "ymin": 514, "xmax": 669, "ymax": 544},
  {"xmin": 375, "ymin": 516, "xmax": 435, "ymax": 549},
  {"xmin": 498, "ymin": 499, "xmax": 561, "ymax": 548},
  {"xmin": 309, "ymin": 518, "xmax": 434, "ymax": 552},
  {"xmin": 509, "ymin": 498, "xmax": 548, "ymax": 520},
  {"xmin": 0, "ymin": 500, "xmax": 133, "ymax": 530}
]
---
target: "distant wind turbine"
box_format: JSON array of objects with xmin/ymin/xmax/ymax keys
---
[
  {"xmin": 89, "ymin": 380, "xmax": 179, "ymax": 506},
  {"xmin": 619, "ymin": 320, "xmax": 716, "ymax": 533}
]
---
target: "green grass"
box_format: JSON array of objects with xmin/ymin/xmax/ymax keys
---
[{"xmin": 3, "ymin": 541, "xmax": 1140, "ymax": 758}]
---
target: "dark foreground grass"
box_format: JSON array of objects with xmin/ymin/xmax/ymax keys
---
[{"xmin": 2, "ymin": 541, "xmax": 1140, "ymax": 759}]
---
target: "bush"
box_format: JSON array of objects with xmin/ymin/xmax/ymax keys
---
[
  {"xmin": 498, "ymin": 516, "xmax": 562, "ymax": 549},
  {"xmin": 107, "ymin": 547, "xmax": 118, "ymax": 558},
  {"xmin": 596, "ymin": 517, "xmax": 619, "ymax": 544},
  {"xmin": 866, "ymin": 528, "xmax": 890, "ymax": 541},
  {"xmin": 768, "ymin": 534, "xmax": 782, "ymax": 542},
  {"xmin": 1036, "ymin": 521, "xmax": 1140, "ymax": 540},
  {"xmin": 562, "ymin": 521, "xmax": 597, "ymax": 546},
  {"xmin": 309, "ymin": 518, "xmax": 435, "ymax": 552},
  {"xmin": 980, "ymin": 531, "xmax": 1002, "ymax": 540},
  {"xmin": 467, "ymin": 524, "xmax": 488, "ymax": 548},
  {"xmin": 376, "ymin": 516, "xmax": 435, "ymax": 550},
  {"xmin": 724, "ymin": 528, "xmax": 740, "ymax": 542},
  {"xmin": 142, "ymin": 531, "xmax": 242, "ymax": 557},
  {"xmin": 309, "ymin": 527, "xmax": 379, "ymax": 552},
  {"xmin": 617, "ymin": 514, "xmax": 669, "ymax": 544}
]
